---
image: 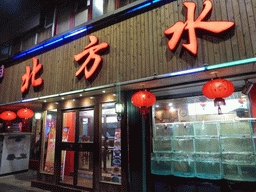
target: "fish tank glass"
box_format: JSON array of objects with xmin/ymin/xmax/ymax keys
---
[{"xmin": 152, "ymin": 92, "xmax": 256, "ymax": 181}]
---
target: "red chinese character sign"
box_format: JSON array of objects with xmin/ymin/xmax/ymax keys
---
[
  {"xmin": 21, "ymin": 57, "xmax": 43, "ymax": 93},
  {"xmin": 164, "ymin": 0, "xmax": 234, "ymax": 55},
  {"xmin": 74, "ymin": 35, "xmax": 109, "ymax": 79}
]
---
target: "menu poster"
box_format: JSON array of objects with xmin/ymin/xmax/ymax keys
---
[
  {"xmin": 44, "ymin": 119, "xmax": 56, "ymax": 173},
  {"xmin": 112, "ymin": 129, "xmax": 121, "ymax": 167},
  {"xmin": 61, "ymin": 127, "xmax": 69, "ymax": 180}
]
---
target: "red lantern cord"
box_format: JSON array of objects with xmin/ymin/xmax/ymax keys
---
[
  {"xmin": 202, "ymin": 79, "xmax": 234, "ymax": 115},
  {"xmin": 139, "ymin": 107, "xmax": 150, "ymax": 119}
]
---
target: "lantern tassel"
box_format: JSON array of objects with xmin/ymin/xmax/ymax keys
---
[
  {"xmin": 218, "ymin": 105, "xmax": 222, "ymax": 115},
  {"xmin": 214, "ymin": 98, "xmax": 225, "ymax": 115},
  {"xmin": 139, "ymin": 107, "xmax": 150, "ymax": 119}
]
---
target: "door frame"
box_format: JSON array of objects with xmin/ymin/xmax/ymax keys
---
[{"xmin": 55, "ymin": 105, "xmax": 101, "ymax": 191}]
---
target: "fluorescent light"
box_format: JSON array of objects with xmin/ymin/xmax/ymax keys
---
[
  {"xmin": 170, "ymin": 67, "xmax": 206, "ymax": 76},
  {"xmin": 22, "ymin": 98, "xmax": 39, "ymax": 102},
  {"xmin": 152, "ymin": 0, "xmax": 162, "ymax": 3},
  {"xmin": 35, "ymin": 113, "xmax": 41, "ymax": 119},
  {"xmin": 26, "ymin": 46, "xmax": 44, "ymax": 54},
  {"xmin": 206, "ymin": 57, "xmax": 256, "ymax": 70},
  {"xmin": 39, "ymin": 94, "xmax": 59, "ymax": 99},
  {"xmin": 126, "ymin": 2, "xmax": 151, "ymax": 13},
  {"xmin": 44, "ymin": 38, "xmax": 64, "ymax": 47},
  {"xmin": 60, "ymin": 89, "xmax": 84, "ymax": 96},
  {"xmin": 13, "ymin": 52, "xmax": 27, "ymax": 59},
  {"xmin": 64, "ymin": 27, "xmax": 88, "ymax": 39}
]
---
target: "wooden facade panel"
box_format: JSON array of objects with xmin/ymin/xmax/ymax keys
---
[
  {"xmin": 1, "ymin": 0, "xmax": 255, "ymax": 104},
  {"xmin": 148, "ymin": 7, "xmax": 155, "ymax": 76},
  {"xmin": 245, "ymin": 0, "xmax": 256, "ymax": 56}
]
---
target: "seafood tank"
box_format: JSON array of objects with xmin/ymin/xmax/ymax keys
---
[{"xmin": 151, "ymin": 93, "xmax": 256, "ymax": 181}]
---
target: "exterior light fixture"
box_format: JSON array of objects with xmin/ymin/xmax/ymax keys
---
[
  {"xmin": 115, "ymin": 102, "xmax": 123, "ymax": 121},
  {"xmin": 35, "ymin": 113, "xmax": 42, "ymax": 119}
]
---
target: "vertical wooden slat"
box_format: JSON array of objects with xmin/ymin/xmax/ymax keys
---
[
  {"xmin": 212, "ymin": 0, "xmax": 221, "ymax": 65},
  {"xmin": 232, "ymin": 0, "xmax": 246, "ymax": 60},
  {"xmin": 137, "ymin": 14, "xmax": 142, "ymax": 79},
  {"xmin": 214, "ymin": 0, "xmax": 227, "ymax": 64},
  {"xmin": 166, "ymin": 1, "xmax": 175, "ymax": 72},
  {"xmin": 156, "ymin": 7, "xmax": 163, "ymax": 74},
  {"xmin": 116, "ymin": 22, "xmax": 121, "ymax": 82},
  {"xmin": 126, "ymin": 17, "xmax": 131, "ymax": 81},
  {"xmin": 120, "ymin": 20, "xmax": 125, "ymax": 82},
  {"xmin": 13, "ymin": 64, "xmax": 20, "ymax": 101},
  {"xmin": 148, "ymin": 8, "xmax": 155, "ymax": 76},
  {"xmin": 113, "ymin": 23, "xmax": 118, "ymax": 82},
  {"xmin": 107, "ymin": 25, "xmax": 112, "ymax": 84},
  {"xmin": 160, "ymin": 4, "xmax": 167, "ymax": 74},
  {"xmin": 227, "ymin": 0, "xmax": 240, "ymax": 61},
  {"xmin": 5, "ymin": 66, "xmax": 13, "ymax": 103},
  {"xmin": 162, "ymin": 4, "xmax": 168, "ymax": 72},
  {"xmin": 238, "ymin": 0, "xmax": 254, "ymax": 58},
  {"xmin": 130, "ymin": 16, "xmax": 134, "ymax": 80},
  {"xmin": 144, "ymin": 11, "xmax": 150, "ymax": 77},
  {"xmin": 152, "ymin": 8, "xmax": 158, "ymax": 75},
  {"xmin": 219, "ymin": 0, "xmax": 233, "ymax": 62},
  {"xmin": 133, "ymin": 15, "xmax": 138, "ymax": 80},
  {"xmin": 140, "ymin": 12, "xmax": 145, "ymax": 78}
]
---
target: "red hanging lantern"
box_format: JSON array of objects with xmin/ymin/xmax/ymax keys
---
[
  {"xmin": 202, "ymin": 79, "xmax": 234, "ymax": 114},
  {"xmin": 17, "ymin": 108, "xmax": 34, "ymax": 119},
  {"xmin": 132, "ymin": 90, "xmax": 156, "ymax": 119},
  {"xmin": 0, "ymin": 111, "xmax": 17, "ymax": 121},
  {"xmin": 238, "ymin": 98, "xmax": 246, "ymax": 104}
]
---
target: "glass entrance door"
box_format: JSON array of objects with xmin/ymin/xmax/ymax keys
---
[{"xmin": 60, "ymin": 109, "xmax": 94, "ymax": 190}]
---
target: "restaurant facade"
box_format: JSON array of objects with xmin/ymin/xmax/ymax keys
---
[{"xmin": 0, "ymin": 0, "xmax": 256, "ymax": 191}]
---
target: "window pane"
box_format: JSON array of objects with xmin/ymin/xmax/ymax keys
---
[
  {"xmin": 101, "ymin": 103, "xmax": 121, "ymax": 184},
  {"xmin": 42, "ymin": 110, "xmax": 57, "ymax": 174},
  {"xmin": 79, "ymin": 110, "xmax": 94, "ymax": 143},
  {"xmin": 62, "ymin": 111, "xmax": 76, "ymax": 143},
  {"xmin": 31, "ymin": 115, "xmax": 42, "ymax": 160},
  {"xmin": 60, "ymin": 150, "xmax": 74, "ymax": 185},
  {"xmin": 77, "ymin": 151, "xmax": 93, "ymax": 188},
  {"xmin": 56, "ymin": 5, "xmax": 72, "ymax": 35}
]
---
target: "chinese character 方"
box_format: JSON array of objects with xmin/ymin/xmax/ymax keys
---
[
  {"xmin": 164, "ymin": 0, "xmax": 234, "ymax": 55},
  {"xmin": 21, "ymin": 57, "xmax": 43, "ymax": 93},
  {"xmin": 74, "ymin": 35, "xmax": 109, "ymax": 79}
]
